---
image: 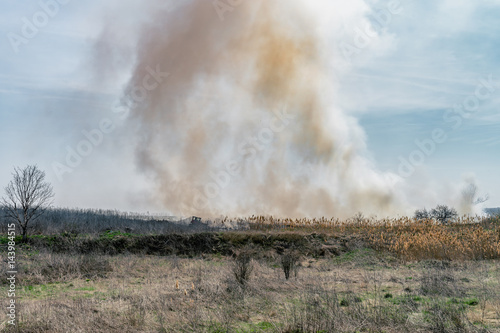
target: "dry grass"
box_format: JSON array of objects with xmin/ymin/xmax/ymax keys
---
[{"xmin": 1, "ymin": 247, "xmax": 500, "ymax": 332}]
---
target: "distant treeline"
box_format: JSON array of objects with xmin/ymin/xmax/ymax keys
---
[
  {"xmin": 485, "ymin": 207, "xmax": 500, "ymax": 216},
  {"xmin": 1, "ymin": 206, "xmax": 497, "ymax": 236},
  {"xmin": 0, "ymin": 207, "xmax": 224, "ymax": 235}
]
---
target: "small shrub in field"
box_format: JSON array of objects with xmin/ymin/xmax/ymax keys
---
[
  {"xmin": 125, "ymin": 296, "xmax": 146, "ymax": 328},
  {"xmin": 419, "ymin": 267, "xmax": 462, "ymax": 298},
  {"xmin": 232, "ymin": 247, "xmax": 254, "ymax": 286},
  {"xmin": 281, "ymin": 249, "xmax": 300, "ymax": 280},
  {"xmin": 78, "ymin": 255, "xmax": 113, "ymax": 278},
  {"xmin": 38, "ymin": 253, "xmax": 112, "ymax": 282},
  {"xmin": 424, "ymin": 300, "xmax": 468, "ymax": 333}
]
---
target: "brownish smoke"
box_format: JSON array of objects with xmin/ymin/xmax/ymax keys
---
[{"xmin": 111, "ymin": 0, "xmax": 402, "ymax": 218}]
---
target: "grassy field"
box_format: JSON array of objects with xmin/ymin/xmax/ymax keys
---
[{"xmin": 1, "ymin": 216, "xmax": 500, "ymax": 332}]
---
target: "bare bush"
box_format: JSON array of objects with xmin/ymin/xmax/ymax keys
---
[
  {"xmin": 285, "ymin": 286, "xmax": 410, "ymax": 332},
  {"xmin": 424, "ymin": 300, "xmax": 469, "ymax": 333},
  {"xmin": 281, "ymin": 249, "xmax": 300, "ymax": 280},
  {"xmin": 36, "ymin": 253, "xmax": 112, "ymax": 282},
  {"xmin": 414, "ymin": 208, "xmax": 431, "ymax": 220},
  {"xmin": 420, "ymin": 265, "xmax": 463, "ymax": 298},
  {"xmin": 231, "ymin": 247, "xmax": 254, "ymax": 287}
]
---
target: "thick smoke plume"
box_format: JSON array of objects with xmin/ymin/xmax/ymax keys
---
[{"xmin": 114, "ymin": 0, "xmax": 404, "ymax": 218}]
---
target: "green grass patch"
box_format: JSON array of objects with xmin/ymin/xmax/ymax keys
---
[
  {"xmin": 75, "ymin": 286, "xmax": 95, "ymax": 291},
  {"xmin": 99, "ymin": 230, "xmax": 134, "ymax": 239},
  {"xmin": 448, "ymin": 297, "xmax": 479, "ymax": 306},
  {"xmin": 235, "ymin": 321, "xmax": 277, "ymax": 332},
  {"xmin": 389, "ymin": 294, "xmax": 424, "ymax": 305},
  {"xmin": 0, "ymin": 235, "xmax": 23, "ymax": 244},
  {"xmin": 20, "ymin": 282, "xmax": 70, "ymax": 299}
]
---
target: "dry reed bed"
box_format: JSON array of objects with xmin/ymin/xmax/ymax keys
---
[{"xmin": 248, "ymin": 215, "xmax": 500, "ymax": 261}]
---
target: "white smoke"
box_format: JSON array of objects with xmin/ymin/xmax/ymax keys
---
[{"xmin": 91, "ymin": 0, "xmax": 484, "ymax": 218}]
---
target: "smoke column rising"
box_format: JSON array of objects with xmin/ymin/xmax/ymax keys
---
[{"xmin": 111, "ymin": 0, "xmax": 405, "ymax": 217}]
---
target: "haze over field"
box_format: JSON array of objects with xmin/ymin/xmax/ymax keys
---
[{"xmin": 1, "ymin": 0, "xmax": 499, "ymax": 217}]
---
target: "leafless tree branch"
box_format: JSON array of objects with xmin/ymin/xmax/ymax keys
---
[{"xmin": 1, "ymin": 165, "xmax": 54, "ymax": 241}]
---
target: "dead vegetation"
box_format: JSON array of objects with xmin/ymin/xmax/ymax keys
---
[
  {"xmin": 12, "ymin": 215, "xmax": 499, "ymax": 262},
  {"xmin": 1, "ymin": 216, "xmax": 500, "ymax": 332},
  {"xmin": 1, "ymin": 245, "xmax": 500, "ymax": 332}
]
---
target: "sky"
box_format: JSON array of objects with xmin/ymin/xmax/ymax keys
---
[{"xmin": 0, "ymin": 0, "xmax": 499, "ymax": 216}]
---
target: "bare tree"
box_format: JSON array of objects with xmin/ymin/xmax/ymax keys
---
[
  {"xmin": 1, "ymin": 165, "xmax": 54, "ymax": 242},
  {"xmin": 414, "ymin": 208, "xmax": 430, "ymax": 220},
  {"xmin": 414, "ymin": 205, "xmax": 458, "ymax": 224},
  {"xmin": 430, "ymin": 205, "xmax": 458, "ymax": 224},
  {"xmin": 461, "ymin": 183, "xmax": 489, "ymax": 206}
]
